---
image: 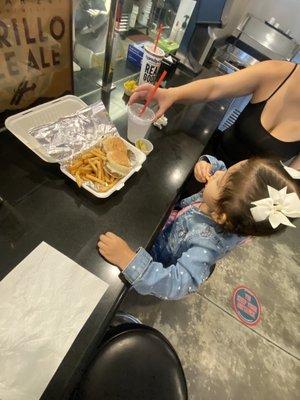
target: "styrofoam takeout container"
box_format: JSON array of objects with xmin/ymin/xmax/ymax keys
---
[
  {"xmin": 5, "ymin": 95, "xmax": 146, "ymax": 198},
  {"xmin": 5, "ymin": 95, "xmax": 86, "ymax": 163},
  {"xmin": 60, "ymin": 137, "xmax": 146, "ymax": 198}
]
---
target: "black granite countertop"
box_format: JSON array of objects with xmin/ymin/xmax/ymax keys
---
[{"xmin": 0, "ymin": 68, "xmax": 227, "ymax": 399}]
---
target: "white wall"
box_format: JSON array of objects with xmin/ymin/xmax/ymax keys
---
[
  {"xmin": 170, "ymin": 0, "xmax": 196, "ymax": 39},
  {"xmin": 246, "ymin": 0, "xmax": 300, "ymax": 42},
  {"xmin": 211, "ymin": 0, "xmax": 300, "ymax": 43},
  {"xmin": 211, "ymin": 0, "xmax": 250, "ymax": 39}
]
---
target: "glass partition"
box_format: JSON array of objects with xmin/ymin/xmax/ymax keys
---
[
  {"xmin": 73, "ymin": 0, "xmax": 112, "ymax": 96},
  {"xmin": 0, "ymin": 0, "xmax": 193, "ymax": 123},
  {"xmin": 73, "ymin": 0, "xmax": 193, "ymax": 97}
]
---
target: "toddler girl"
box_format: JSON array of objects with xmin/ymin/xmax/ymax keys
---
[{"xmin": 98, "ymin": 155, "xmax": 300, "ymax": 300}]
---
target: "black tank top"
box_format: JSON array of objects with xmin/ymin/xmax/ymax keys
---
[{"xmin": 215, "ymin": 63, "xmax": 300, "ymax": 166}]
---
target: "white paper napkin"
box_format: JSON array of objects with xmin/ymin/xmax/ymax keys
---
[{"xmin": 0, "ymin": 242, "xmax": 108, "ymax": 400}]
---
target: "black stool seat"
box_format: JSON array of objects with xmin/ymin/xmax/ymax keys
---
[{"xmin": 76, "ymin": 324, "xmax": 188, "ymax": 400}]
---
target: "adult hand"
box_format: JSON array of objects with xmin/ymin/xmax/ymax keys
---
[
  {"xmin": 97, "ymin": 232, "xmax": 136, "ymax": 270},
  {"xmin": 194, "ymin": 161, "xmax": 212, "ymax": 183},
  {"xmin": 128, "ymin": 84, "xmax": 176, "ymax": 120}
]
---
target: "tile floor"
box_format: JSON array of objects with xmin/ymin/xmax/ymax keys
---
[{"xmin": 121, "ymin": 220, "xmax": 300, "ymax": 400}]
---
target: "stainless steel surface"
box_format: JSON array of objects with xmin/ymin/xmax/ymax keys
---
[
  {"xmin": 102, "ymin": 0, "xmax": 119, "ymax": 92},
  {"xmin": 213, "ymin": 43, "xmax": 259, "ymax": 73},
  {"xmin": 213, "ymin": 59, "xmax": 237, "ymax": 74},
  {"xmin": 234, "ymin": 15, "xmax": 299, "ymax": 60},
  {"xmin": 218, "ymin": 94, "xmax": 252, "ymax": 132},
  {"xmin": 212, "ymin": 51, "xmax": 253, "ymax": 132},
  {"xmin": 212, "ymin": 40, "xmax": 256, "ymax": 133},
  {"xmin": 224, "ymin": 44, "xmax": 258, "ymax": 67}
]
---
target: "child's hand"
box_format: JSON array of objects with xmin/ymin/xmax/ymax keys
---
[
  {"xmin": 194, "ymin": 160, "xmax": 212, "ymax": 182},
  {"xmin": 97, "ymin": 232, "xmax": 136, "ymax": 270}
]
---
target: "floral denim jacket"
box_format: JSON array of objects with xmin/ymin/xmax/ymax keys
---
[{"xmin": 122, "ymin": 155, "xmax": 245, "ymax": 300}]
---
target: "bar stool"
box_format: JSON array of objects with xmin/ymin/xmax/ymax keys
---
[{"xmin": 73, "ymin": 321, "xmax": 188, "ymax": 400}]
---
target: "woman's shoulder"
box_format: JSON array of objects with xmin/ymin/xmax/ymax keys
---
[
  {"xmin": 247, "ymin": 60, "xmax": 297, "ymax": 101},
  {"xmin": 252, "ymin": 60, "xmax": 296, "ymax": 78}
]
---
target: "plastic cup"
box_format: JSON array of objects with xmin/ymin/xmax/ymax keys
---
[
  {"xmin": 135, "ymin": 138, "xmax": 153, "ymax": 155},
  {"xmin": 127, "ymin": 103, "xmax": 155, "ymax": 143},
  {"xmin": 139, "ymin": 43, "xmax": 165, "ymax": 85}
]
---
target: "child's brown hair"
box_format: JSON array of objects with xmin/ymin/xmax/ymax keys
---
[{"xmin": 216, "ymin": 158, "xmax": 300, "ymax": 236}]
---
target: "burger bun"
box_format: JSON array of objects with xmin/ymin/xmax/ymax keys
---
[{"xmin": 105, "ymin": 150, "xmax": 132, "ymax": 178}]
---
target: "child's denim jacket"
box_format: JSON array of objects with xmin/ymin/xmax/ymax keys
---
[{"xmin": 122, "ymin": 155, "xmax": 245, "ymax": 300}]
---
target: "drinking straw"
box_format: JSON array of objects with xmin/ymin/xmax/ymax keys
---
[
  {"xmin": 139, "ymin": 70, "xmax": 168, "ymax": 116},
  {"xmin": 153, "ymin": 23, "xmax": 163, "ymax": 53}
]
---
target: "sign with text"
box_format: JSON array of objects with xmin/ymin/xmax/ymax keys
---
[{"xmin": 0, "ymin": 0, "xmax": 73, "ymax": 124}]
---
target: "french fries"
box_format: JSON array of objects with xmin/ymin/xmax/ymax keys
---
[{"xmin": 67, "ymin": 145, "xmax": 120, "ymax": 192}]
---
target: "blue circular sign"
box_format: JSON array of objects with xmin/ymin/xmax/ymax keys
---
[{"xmin": 232, "ymin": 286, "xmax": 261, "ymax": 327}]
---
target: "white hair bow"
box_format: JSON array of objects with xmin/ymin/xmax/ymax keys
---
[
  {"xmin": 280, "ymin": 161, "xmax": 300, "ymax": 179},
  {"xmin": 250, "ymin": 186, "xmax": 300, "ymax": 228}
]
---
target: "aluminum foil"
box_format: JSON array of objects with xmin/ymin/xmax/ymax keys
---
[{"xmin": 28, "ymin": 101, "xmax": 119, "ymax": 163}]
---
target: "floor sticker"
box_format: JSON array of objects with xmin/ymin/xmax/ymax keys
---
[{"xmin": 232, "ymin": 286, "xmax": 261, "ymax": 327}]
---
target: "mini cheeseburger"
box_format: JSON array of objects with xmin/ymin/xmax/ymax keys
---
[{"xmin": 102, "ymin": 137, "xmax": 132, "ymax": 178}]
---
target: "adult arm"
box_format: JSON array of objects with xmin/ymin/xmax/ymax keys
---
[{"xmin": 129, "ymin": 60, "xmax": 293, "ymax": 119}]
